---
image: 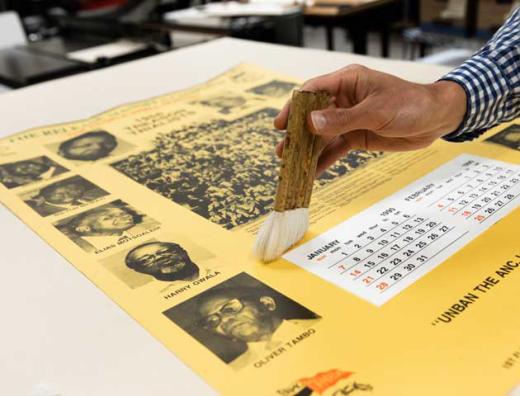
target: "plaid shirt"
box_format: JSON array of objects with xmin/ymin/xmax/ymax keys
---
[{"xmin": 441, "ymin": 7, "xmax": 520, "ymax": 142}]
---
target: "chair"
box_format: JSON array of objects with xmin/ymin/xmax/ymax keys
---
[
  {"xmin": 0, "ymin": 11, "xmax": 26, "ymax": 91},
  {"xmin": 401, "ymin": 0, "xmax": 511, "ymax": 60},
  {"xmin": 0, "ymin": 11, "xmax": 27, "ymax": 49}
]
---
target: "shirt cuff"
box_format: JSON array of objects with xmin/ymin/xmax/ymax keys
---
[{"xmin": 439, "ymin": 54, "xmax": 510, "ymax": 142}]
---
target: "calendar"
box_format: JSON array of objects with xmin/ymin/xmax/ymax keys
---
[{"xmin": 284, "ymin": 154, "xmax": 520, "ymax": 306}]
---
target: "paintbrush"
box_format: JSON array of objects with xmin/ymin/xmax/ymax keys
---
[{"xmin": 254, "ymin": 89, "xmax": 330, "ymax": 262}]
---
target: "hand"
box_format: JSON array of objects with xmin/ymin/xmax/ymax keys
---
[{"xmin": 274, "ymin": 65, "xmax": 467, "ymax": 175}]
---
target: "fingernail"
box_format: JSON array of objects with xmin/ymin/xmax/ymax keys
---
[{"xmin": 311, "ymin": 112, "xmax": 326, "ymax": 132}]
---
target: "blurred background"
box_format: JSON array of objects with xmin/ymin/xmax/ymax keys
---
[{"xmin": 0, "ymin": 0, "xmax": 517, "ymax": 91}]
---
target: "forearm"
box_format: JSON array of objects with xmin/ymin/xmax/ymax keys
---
[
  {"xmin": 426, "ymin": 80, "xmax": 467, "ymax": 137},
  {"xmin": 440, "ymin": 7, "xmax": 520, "ymax": 142}
]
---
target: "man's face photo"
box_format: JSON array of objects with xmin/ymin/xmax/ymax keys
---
[
  {"xmin": 256, "ymin": 85, "xmax": 292, "ymax": 98},
  {"xmin": 0, "ymin": 156, "xmax": 69, "ymax": 189},
  {"xmin": 9, "ymin": 160, "xmax": 49, "ymax": 178},
  {"xmin": 73, "ymin": 207, "xmax": 139, "ymax": 236},
  {"xmin": 485, "ymin": 125, "xmax": 520, "ymax": 151},
  {"xmin": 248, "ymin": 80, "xmax": 297, "ymax": 98},
  {"xmin": 204, "ymin": 96, "xmax": 245, "ymax": 107},
  {"xmin": 20, "ymin": 175, "xmax": 109, "ymax": 217},
  {"xmin": 198, "ymin": 291, "xmax": 278, "ymax": 343},
  {"xmin": 163, "ymin": 273, "xmax": 321, "ymax": 368},
  {"xmin": 504, "ymin": 130, "xmax": 520, "ymax": 145},
  {"xmin": 58, "ymin": 131, "xmax": 118, "ymax": 161},
  {"xmin": 126, "ymin": 242, "xmax": 199, "ymax": 282},
  {"xmin": 54, "ymin": 200, "xmax": 160, "ymax": 254},
  {"xmin": 42, "ymin": 182, "xmax": 86, "ymax": 205},
  {"xmin": 199, "ymin": 96, "xmax": 246, "ymax": 114}
]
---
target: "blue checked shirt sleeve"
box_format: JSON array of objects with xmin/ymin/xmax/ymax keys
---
[{"xmin": 440, "ymin": 7, "xmax": 520, "ymax": 142}]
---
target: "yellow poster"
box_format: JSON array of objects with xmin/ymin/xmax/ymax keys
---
[{"xmin": 0, "ymin": 64, "xmax": 519, "ymax": 395}]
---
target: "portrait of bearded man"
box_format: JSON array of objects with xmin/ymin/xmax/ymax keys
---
[{"xmin": 125, "ymin": 241, "xmax": 200, "ymax": 282}]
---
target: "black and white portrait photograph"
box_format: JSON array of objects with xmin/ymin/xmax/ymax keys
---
[
  {"xmin": 48, "ymin": 130, "xmax": 134, "ymax": 163},
  {"xmin": 163, "ymin": 272, "xmax": 321, "ymax": 369},
  {"xmin": 19, "ymin": 175, "xmax": 109, "ymax": 217},
  {"xmin": 247, "ymin": 80, "xmax": 298, "ymax": 98},
  {"xmin": 485, "ymin": 124, "xmax": 520, "ymax": 151},
  {"xmin": 101, "ymin": 237, "xmax": 216, "ymax": 289},
  {"xmin": 0, "ymin": 156, "xmax": 68, "ymax": 189},
  {"xmin": 54, "ymin": 200, "xmax": 161, "ymax": 254}
]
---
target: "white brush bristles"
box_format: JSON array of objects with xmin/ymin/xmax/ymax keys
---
[{"xmin": 254, "ymin": 208, "xmax": 309, "ymax": 262}]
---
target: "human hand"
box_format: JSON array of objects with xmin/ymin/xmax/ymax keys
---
[{"xmin": 274, "ymin": 65, "xmax": 467, "ymax": 175}]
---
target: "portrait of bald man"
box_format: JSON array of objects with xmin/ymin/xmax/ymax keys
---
[
  {"xmin": 163, "ymin": 273, "xmax": 321, "ymax": 369},
  {"xmin": 125, "ymin": 241, "xmax": 201, "ymax": 282}
]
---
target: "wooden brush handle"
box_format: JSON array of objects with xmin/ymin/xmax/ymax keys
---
[{"xmin": 274, "ymin": 90, "xmax": 330, "ymax": 212}]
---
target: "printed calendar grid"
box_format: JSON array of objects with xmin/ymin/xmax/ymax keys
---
[
  {"xmin": 284, "ymin": 154, "xmax": 520, "ymax": 306},
  {"xmin": 379, "ymin": 229, "xmax": 469, "ymax": 293},
  {"xmin": 427, "ymin": 163, "xmax": 496, "ymax": 208},
  {"xmin": 432, "ymin": 166, "xmax": 498, "ymax": 209},
  {"xmin": 327, "ymin": 217, "xmax": 406, "ymax": 270},
  {"xmin": 355, "ymin": 221, "xmax": 447, "ymax": 282},
  {"xmin": 365, "ymin": 225, "xmax": 457, "ymax": 291},
  {"xmin": 440, "ymin": 168, "xmax": 503, "ymax": 214},
  {"xmin": 329, "ymin": 214, "xmax": 416, "ymax": 273},
  {"xmin": 346, "ymin": 216, "xmax": 432, "ymax": 280},
  {"xmin": 433, "ymin": 167, "xmax": 520, "ymax": 223},
  {"xmin": 472, "ymin": 171, "xmax": 520, "ymax": 223},
  {"xmin": 334, "ymin": 214, "xmax": 461, "ymax": 293}
]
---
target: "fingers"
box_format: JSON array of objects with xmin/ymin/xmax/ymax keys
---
[
  {"xmin": 274, "ymin": 64, "xmax": 363, "ymax": 130},
  {"xmin": 274, "ymin": 68, "xmax": 352, "ymax": 129},
  {"xmin": 314, "ymin": 130, "xmax": 435, "ymax": 175},
  {"xmin": 274, "ymin": 100, "xmax": 290, "ymax": 130},
  {"xmin": 308, "ymin": 103, "xmax": 377, "ymax": 137},
  {"xmin": 275, "ymin": 95, "xmax": 337, "ymax": 131},
  {"xmin": 315, "ymin": 131, "xmax": 369, "ymax": 175},
  {"xmin": 275, "ymin": 139, "xmax": 284, "ymax": 158},
  {"xmin": 336, "ymin": 130, "xmax": 433, "ymax": 152},
  {"xmin": 301, "ymin": 68, "xmax": 352, "ymax": 95},
  {"xmin": 361, "ymin": 132, "xmax": 434, "ymax": 151},
  {"xmin": 316, "ymin": 136, "xmax": 352, "ymax": 176}
]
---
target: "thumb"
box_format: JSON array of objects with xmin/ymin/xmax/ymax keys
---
[{"xmin": 309, "ymin": 103, "xmax": 377, "ymax": 136}]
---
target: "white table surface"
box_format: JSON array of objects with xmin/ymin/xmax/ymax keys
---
[{"xmin": 0, "ymin": 38, "xmax": 451, "ymax": 396}]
